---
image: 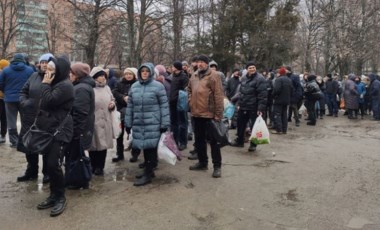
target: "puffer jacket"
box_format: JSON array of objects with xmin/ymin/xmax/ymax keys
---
[
  {"xmin": 35, "ymin": 57, "xmax": 74, "ymax": 143},
  {"xmin": 112, "ymin": 77, "xmax": 136, "ymax": 119},
  {"xmin": 125, "ymin": 63, "xmax": 170, "ymax": 150},
  {"xmin": 238, "ymin": 72, "xmax": 267, "ymax": 112},
  {"xmin": 344, "ymin": 74, "xmax": 359, "ymax": 109},
  {"xmin": 369, "ymin": 74, "xmax": 380, "ymax": 100},
  {"xmin": 304, "ymin": 75, "xmax": 321, "ymax": 100},
  {"xmin": 272, "ymin": 75, "xmax": 293, "ymax": 105},
  {"xmin": 72, "ymin": 76, "xmax": 95, "ymax": 149},
  {"xmin": 188, "ymin": 68, "xmax": 224, "ymax": 119}
]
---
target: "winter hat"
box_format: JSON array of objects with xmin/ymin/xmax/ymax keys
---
[
  {"xmin": 124, "ymin": 67, "xmax": 138, "ymax": 78},
  {"xmin": 246, "ymin": 61, "xmax": 256, "ymax": 69},
  {"xmin": 209, "ymin": 60, "xmax": 218, "ymax": 68},
  {"xmin": 47, "ymin": 61, "xmax": 56, "ymax": 70},
  {"xmin": 182, "ymin": 61, "xmax": 189, "ymax": 67},
  {"xmin": 173, "ymin": 61, "xmax": 183, "ymax": 71},
  {"xmin": 71, "ymin": 62, "xmax": 91, "ymax": 79},
  {"xmin": 90, "ymin": 66, "xmax": 107, "ymax": 79},
  {"xmin": 327, "ymin": 73, "xmax": 332, "ymax": 79},
  {"xmin": 278, "ymin": 67, "xmax": 287, "ymax": 76},
  {"xmin": 39, "ymin": 53, "xmax": 54, "ymax": 63},
  {"xmin": 285, "ymin": 66, "xmax": 292, "ymax": 73},
  {"xmin": 155, "ymin": 64, "xmax": 166, "ymax": 75},
  {"xmin": 0, "ymin": 59, "xmax": 10, "ymax": 70},
  {"xmin": 197, "ymin": 54, "xmax": 209, "ymax": 64},
  {"xmin": 12, "ymin": 53, "xmax": 25, "ymax": 63}
]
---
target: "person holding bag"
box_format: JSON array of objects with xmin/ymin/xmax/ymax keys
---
[
  {"xmin": 17, "ymin": 53, "xmax": 54, "ymax": 183},
  {"xmin": 125, "ymin": 63, "xmax": 170, "ymax": 186},
  {"xmin": 65, "ymin": 62, "xmax": 95, "ymax": 189},
  {"xmin": 35, "ymin": 56, "xmax": 74, "ymax": 217}
]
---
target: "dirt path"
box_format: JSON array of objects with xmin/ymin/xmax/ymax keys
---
[{"xmin": 1, "ymin": 114, "xmax": 380, "ymax": 230}]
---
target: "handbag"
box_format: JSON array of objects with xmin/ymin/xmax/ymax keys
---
[
  {"xmin": 207, "ymin": 119, "xmax": 230, "ymax": 148},
  {"xmin": 22, "ymin": 112, "xmax": 70, "ymax": 155},
  {"xmin": 65, "ymin": 142, "xmax": 92, "ymax": 186},
  {"xmin": 177, "ymin": 89, "xmax": 188, "ymax": 111},
  {"xmin": 111, "ymin": 110, "xmax": 122, "ymax": 139}
]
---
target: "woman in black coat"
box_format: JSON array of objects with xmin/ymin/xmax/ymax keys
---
[
  {"xmin": 65, "ymin": 62, "xmax": 95, "ymax": 189},
  {"xmin": 35, "ymin": 56, "xmax": 74, "ymax": 217},
  {"xmin": 18, "ymin": 53, "xmax": 54, "ymax": 183}
]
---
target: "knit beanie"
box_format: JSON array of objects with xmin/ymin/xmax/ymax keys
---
[
  {"xmin": 278, "ymin": 67, "xmax": 287, "ymax": 76},
  {"xmin": 124, "ymin": 67, "xmax": 138, "ymax": 78},
  {"xmin": 71, "ymin": 62, "xmax": 91, "ymax": 79},
  {"xmin": 182, "ymin": 61, "xmax": 189, "ymax": 67},
  {"xmin": 155, "ymin": 65, "xmax": 166, "ymax": 75},
  {"xmin": 39, "ymin": 53, "xmax": 54, "ymax": 63},
  {"xmin": 12, "ymin": 53, "xmax": 25, "ymax": 63},
  {"xmin": 209, "ymin": 60, "xmax": 218, "ymax": 68},
  {"xmin": 90, "ymin": 66, "xmax": 107, "ymax": 79},
  {"xmin": 173, "ymin": 61, "xmax": 183, "ymax": 71},
  {"xmin": 246, "ymin": 61, "xmax": 256, "ymax": 69},
  {"xmin": 0, "ymin": 59, "xmax": 10, "ymax": 70},
  {"xmin": 197, "ymin": 55, "xmax": 209, "ymax": 64}
]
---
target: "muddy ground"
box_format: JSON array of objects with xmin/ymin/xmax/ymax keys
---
[{"xmin": 1, "ymin": 113, "xmax": 380, "ymax": 230}]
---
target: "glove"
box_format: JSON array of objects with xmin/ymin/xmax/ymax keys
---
[
  {"xmin": 360, "ymin": 94, "xmax": 364, "ymax": 99},
  {"xmin": 125, "ymin": 127, "xmax": 131, "ymax": 134},
  {"xmin": 160, "ymin": 128, "xmax": 167, "ymax": 133}
]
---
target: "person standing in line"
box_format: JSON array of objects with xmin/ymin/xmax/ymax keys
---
[
  {"xmin": 354, "ymin": 76, "xmax": 366, "ymax": 119},
  {"xmin": 286, "ymin": 66, "xmax": 303, "ymax": 126},
  {"xmin": 368, "ymin": 74, "xmax": 380, "ymax": 120},
  {"xmin": 304, "ymin": 74, "xmax": 321, "ymax": 125},
  {"xmin": 111, "ymin": 67, "xmax": 140, "ymax": 163},
  {"xmin": 125, "ymin": 63, "xmax": 170, "ymax": 186},
  {"xmin": 35, "ymin": 56, "xmax": 74, "ymax": 217},
  {"xmin": 0, "ymin": 59, "xmax": 10, "ymax": 143},
  {"xmin": 325, "ymin": 74, "xmax": 340, "ymax": 117},
  {"xmin": 65, "ymin": 62, "xmax": 95, "ymax": 189},
  {"xmin": 88, "ymin": 67, "xmax": 115, "ymax": 176},
  {"xmin": 17, "ymin": 53, "xmax": 54, "ymax": 183},
  {"xmin": 230, "ymin": 61, "xmax": 267, "ymax": 152},
  {"xmin": 271, "ymin": 67, "xmax": 293, "ymax": 134},
  {"xmin": 0, "ymin": 54, "xmax": 34, "ymax": 148},
  {"xmin": 169, "ymin": 61, "xmax": 189, "ymax": 151},
  {"xmin": 188, "ymin": 55, "xmax": 224, "ymax": 178},
  {"xmin": 344, "ymin": 74, "xmax": 359, "ymax": 119}
]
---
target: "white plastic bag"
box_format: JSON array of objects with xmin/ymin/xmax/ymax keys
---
[
  {"xmin": 158, "ymin": 133, "xmax": 177, "ymax": 165},
  {"xmin": 111, "ymin": 110, "xmax": 122, "ymax": 139},
  {"xmin": 249, "ymin": 115, "xmax": 270, "ymax": 145}
]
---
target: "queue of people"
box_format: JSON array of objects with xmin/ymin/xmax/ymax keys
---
[{"xmin": 1, "ymin": 52, "xmax": 380, "ymax": 218}]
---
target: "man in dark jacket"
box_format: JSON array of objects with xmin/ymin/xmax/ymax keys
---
[
  {"xmin": 231, "ymin": 61, "xmax": 267, "ymax": 152},
  {"xmin": 369, "ymin": 74, "xmax": 380, "ymax": 120},
  {"xmin": 272, "ymin": 67, "xmax": 293, "ymax": 134},
  {"xmin": 17, "ymin": 53, "xmax": 54, "ymax": 183},
  {"xmin": 286, "ymin": 66, "xmax": 303, "ymax": 126},
  {"xmin": 325, "ymin": 74, "xmax": 340, "ymax": 117},
  {"xmin": 304, "ymin": 75, "xmax": 321, "ymax": 125},
  {"xmin": 169, "ymin": 61, "xmax": 189, "ymax": 150},
  {"xmin": 225, "ymin": 68, "xmax": 240, "ymax": 101},
  {"xmin": 0, "ymin": 53, "xmax": 34, "ymax": 148}
]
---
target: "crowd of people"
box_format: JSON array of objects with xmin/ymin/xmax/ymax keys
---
[{"xmin": 0, "ymin": 52, "xmax": 379, "ymax": 217}]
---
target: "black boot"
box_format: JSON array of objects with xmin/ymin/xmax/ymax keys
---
[
  {"xmin": 112, "ymin": 153, "xmax": 124, "ymax": 163},
  {"xmin": 17, "ymin": 154, "xmax": 38, "ymax": 182},
  {"xmin": 37, "ymin": 195, "xmax": 57, "ymax": 209},
  {"xmin": 8, "ymin": 128, "xmax": 18, "ymax": 148},
  {"xmin": 50, "ymin": 197, "xmax": 67, "ymax": 217}
]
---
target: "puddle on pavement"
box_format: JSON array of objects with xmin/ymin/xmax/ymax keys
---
[
  {"xmin": 112, "ymin": 168, "xmax": 136, "ymax": 182},
  {"xmin": 25, "ymin": 182, "xmax": 45, "ymax": 193}
]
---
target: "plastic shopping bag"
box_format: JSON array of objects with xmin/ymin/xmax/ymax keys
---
[
  {"xmin": 163, "ymin": 131, "xmax": 182, "ymax": 160},
  {"xmin": 158, "ymin": 133, "xmax": 177, "ymax": 165},
  {"xmin": 223, "ymin": 101, "xmax": 235, "ymax": 119},
  {"xmin": 249, "ymin": 115, "xmax": 270, "ymax": 145},
  {"xmin": 111, "ymin": 110, "xmax": 122, "ymax": 139}
]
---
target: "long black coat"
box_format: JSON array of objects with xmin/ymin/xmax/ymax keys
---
[
  {"xmin": 18, "ymin": 71, "xmax": 43, "ymax": 153},
  {"xmin": 72, "ymin": 76, "xmax": 95, "ymax": 149},
  {"xmin": 112, "ymin": 78, "xmax": 136, "ymax": 119},
  {"xmin": 35, "ymin": 57, "xmax": 74, "ymax": 143}
]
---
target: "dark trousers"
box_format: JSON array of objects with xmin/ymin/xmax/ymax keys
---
[
  {"xmin": 273, "ymin": 104, "xmax": 289, "ymax": 133},
  {"xmin": 143, "ymin": 148, "xmax": 158, "ymax": 173},
  {"xmin": 305, "ymin": 99, "xmax": 317, "ymax": 124},
  {"xmin": 170, "ymin": 104, "xmax": 188, "ymax": 147},
  {"xmin": 236, "ymin": 110, "xmax": 257, "ymax": 146},
  {"xmin": 89, "ymin": 150, "xmax": 107, "ymax": 170},
  {"xmin": 193, "ymin": 117, "xmax": 221, "ymax": 168},
  {"xmin": 0, "ymin": 99, "xmax": 7, "ymax": 137},
  {"xmin": 326, "ymin": 94, "xmax": 338, "ymax": 115},
  {"xmin": 25, "ymin": 153, "xmax": 48, "ymax": 176},
  {"xmin": 116, "ymin": 121, "xmax": 126, "ymax": 155},
  {"xmin": 372, "ymin": 99, "xmax": 380, "ymax": 119},
  {"xmin": 47, "ymin": 141, "xmax": 67, "ymax": 198},
  {"xmin": 288, "ymin": 103, "xmax": 300, "ymax": 123}
]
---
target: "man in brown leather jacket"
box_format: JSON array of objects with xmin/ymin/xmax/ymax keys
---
[{"xmin": 188, "ymin": 55, "xmax": 224, "ymax": 178}]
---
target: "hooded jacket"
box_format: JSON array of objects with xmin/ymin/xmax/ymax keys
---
[
  {"xmin": 35, "ymin": 57, "xmax": 74, "ymax": 143},
  {"xmin": 124, "ymin": 63, "xmax": 170, "ymax": 150},
  {"xmin": 0, "ymin": 61, "xmax": 34, "ymax": 102},
  {"xmin": 369, "ymin": 74, "xmax": 380, "ymax": 100},
  {"xmin": 169, "ymin": 70, "xmax": 188, "ymax": 105},
  {"xmin": 343, "ymin": 74, "xmax": 359, "ymax": 109}
]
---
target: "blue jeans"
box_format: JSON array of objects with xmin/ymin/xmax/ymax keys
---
[
  {"xmin": 326, "ymin": 94, "xmax": 338, "ymax": 115},
  {"xmin": 5, "ymin": 102, "xmax": 20, "ymax": 145}
]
